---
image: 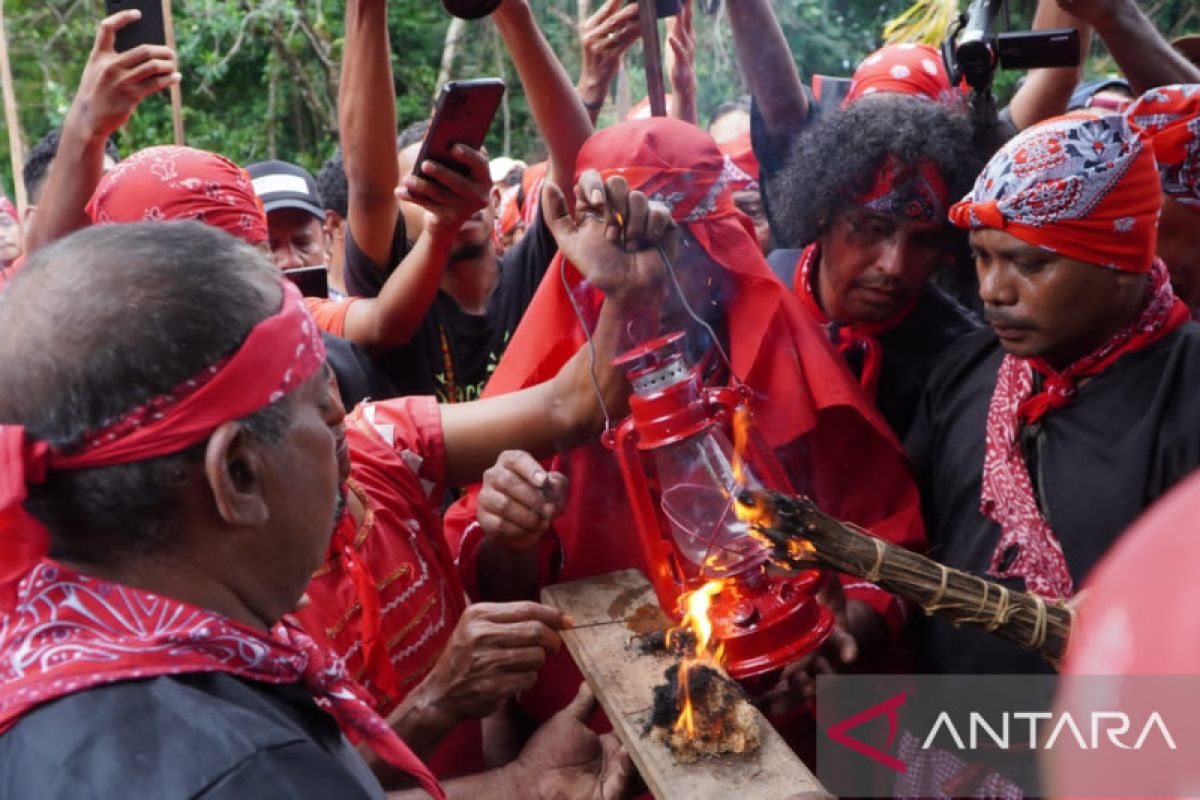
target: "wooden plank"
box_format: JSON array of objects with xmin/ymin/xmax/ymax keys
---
[{"xmin": 542, "ymin": 568, "xmax": 829, "ymax": 800}]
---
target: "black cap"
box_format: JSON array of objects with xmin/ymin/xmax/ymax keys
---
[{"xmin": 246, "ymin": 160, "xmax": 324, "ymax": 220}]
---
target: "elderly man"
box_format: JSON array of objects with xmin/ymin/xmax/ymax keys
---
[{"xmin": 0, "ymin": 215, "xmax": 656, "ymax": 797}]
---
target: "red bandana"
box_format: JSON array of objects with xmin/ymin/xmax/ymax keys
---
[
  {"xmin": 1124, "ymin": 84, "xmax": 1200, "ymax": 212},
  {"xmin": 792, "ymin": 242, "xmax": 899, "ymax": 399},
  {"xmin": 981, "ymin": 260, "xmax": 1189, "ymax": 598},
  {"xmin": 87, "ymin": 146, "xmax": 269, "ymax": 245},
  {"xmin": 0, "ymin": 561, "xmax": 444, "ymax": 799},
  {"xmin": 0, "ymin": 281, "xmax": 323, "ymax": 611},
  {"xmin": 719, "ymin": 132, "xmax": 760, "ymax": 193},
  {"xmin": 859, "ymin": 154, "xmax": 950, "ymax": 224},
  {"xmin": 845, "ymin": 43, "xmax": 961, "ymax": 107},
  {"xmin": 949, "ymin": 112, "xmax": 1161, "ymax": 274}
]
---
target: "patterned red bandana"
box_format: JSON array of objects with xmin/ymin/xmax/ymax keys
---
[
  {"xmin": 981, "ymin": 260, "xmax": 1189, "ymax": 598},
  {"xmin": 949, "ymin": 112, "xmax": 1161, "ymax": 274},
  {"xmin": 719, "ymin": 132, "xmax": 760, "ymax": 193},
  {"xmin": 0, "ymin": 281, "xmax": 324, "ymax": 611},
  {"xmin": 0, "ymin": 561, "xmax": 444, "ymax": 798},
  {"xmin": 87, "ymin": 146, "xmax": 269, "ymax": 245},
  {"xmin": 859, "ymin": 155, "xmax": 950, "ymax": 224},
  {"xmin": 1124, "ymin": 84, "xmax": 1200, "ymax": 212}
]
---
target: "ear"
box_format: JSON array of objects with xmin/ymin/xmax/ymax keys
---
[
  {"xmin": 489, "ymin": 185, "xmax": 503, "ymax": 217},
  {"xmin": 324, "ymin": 209, "xmax": 343, "ymax": 237},
  {"xmin": 204, "ymin": 422, "xmax": 271, "ymax": 528}
]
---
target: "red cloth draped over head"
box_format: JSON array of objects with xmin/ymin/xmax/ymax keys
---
[
  {"xmin": 719, "ymin": 132, "xmax": 760, "ymax": 193},
  {"xmin": 845, "ymin": 43, "xmax": 959, "ymax": 107},
  {"xmin": 949, "ymin": 112, "xmax": 1162, "ymax": 274},
  {"xmin": 443, "ymin": 117, "xmax": 925, "ymax": 721},
  {"xmin": 0, "ymin": 281, "xmax": 324, "ymax": 611},
  {"xmin": 87, "ymin": 145, "xmax": 269, "ymax": 245},
  {"xmin": 520, "ymin": 160, "xmax": 549, "ymax": 229},
  {"xmin": 1124, "ymin": 83, "xmax": 1200, "ymax": 212}
]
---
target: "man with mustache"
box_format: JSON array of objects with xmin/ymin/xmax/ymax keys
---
[
  {"xmin": 892, "ymin": 106, "xmax": 1200, "ymax": 798},
  {"xmin": 771, "ymin": 95, "xmax": 986, "ymax": 438},
  {"xmin": 907, "ymin": 110, "xmax": 1200, "ymax": 677}
]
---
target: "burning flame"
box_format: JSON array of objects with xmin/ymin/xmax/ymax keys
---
[
  {"xmin": 731, "ymin": 404, "xmax": 751, "ymax": 489},
  {"xmin": 668, "ymin": 579, "xmax": 727, "ymax": 737}
]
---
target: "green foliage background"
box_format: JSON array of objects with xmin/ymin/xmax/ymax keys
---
[{"xmin": 0, "ymin": 0, "xmax": 1195, "ymax": 196}]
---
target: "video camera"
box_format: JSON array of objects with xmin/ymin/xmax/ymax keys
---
[{"xmin": 942, "ymin": 0, "xmax": 1080, "ymax": 93}]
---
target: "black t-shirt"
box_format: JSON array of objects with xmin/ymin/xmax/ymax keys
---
[
  {"xmin": 343, "ymin": 211, "xmax": 558, "ymax": 401},
  {"xmin": 768, "ymin": 247, "xmax": 980, "ymax": 439},
  {"xmin": 904, "ymin": 324, "xmax": 1200, "ymax": 675},
  {"xmin": 0, "ymin": 673, "xmax": 384, "ymax": 799}
]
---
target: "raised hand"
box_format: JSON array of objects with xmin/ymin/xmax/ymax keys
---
[
  {"xmin": 577, "ymin": 0, "xmax": 642, "ymax": 115},
  {"xmin": 542, "ymin": 168, "xmax": 676, "ymax": 303},
  {"xmin": 666, "ymin": 0, "xmax": 698, "ymax": 123},
  {"xmin": 70, "ymin": 10, "xmax": 180, "ymax": 142},
  {"xmin": 397, "ymin": 143, "xmax": 492, "ymax": 237}
]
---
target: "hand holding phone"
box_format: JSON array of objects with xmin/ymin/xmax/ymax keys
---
[
  {"xmin": 68, "ymin": 8, "xmax": 177, "ymax": 143},
  {"xmin": 411, "ymin": 78, "xmax": 506, "ymax": 181},
  {"xmin": 103, "ymin": 0, "xmax": 167, "ymax": 52}
]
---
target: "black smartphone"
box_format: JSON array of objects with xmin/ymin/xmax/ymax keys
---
[
  {"xmin": 104, "ymin": 0, "xmax": 167, "ymax": 52},
  {"xmin": 283, "ymin": 266, "xmax": 330, "ymax": 299},
  {"xmin": 411, "ymin": 78, "xmax": 506, "ymax": 181}
]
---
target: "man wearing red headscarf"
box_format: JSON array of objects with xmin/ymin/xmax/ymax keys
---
[
  {"xmin": 444, "ymin": 118, "xmax": 927, "ymax": 727},
  {"xmin": 905, "ymin": 110, "xmax": 1200, "ymax": 682},
  {"xmin": 719, "ymin": 132, "xmax": 770, "ymax": 254},
  {"xmin": 1125, "ymin": 84, "xmax": 1200, "ymax": 310}
]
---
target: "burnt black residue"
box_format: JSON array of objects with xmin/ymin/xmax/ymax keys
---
[
  {"xmin": 636, "ymin": 628, "xmax": 696, "ymax": 657},
  {"xmin": 646, "ymin": 661, "xmax": 725, "ymax": 732}
]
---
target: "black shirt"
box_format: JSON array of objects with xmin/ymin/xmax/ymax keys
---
[
  {"xmin": 768, "ymin": 247, "xmax": 980, "ymax": 439},
  {"xmin": 343, "ymin": 211, "xmax": 558, "ymax": 401},
  {"xmin": 905, "ymin": 324, "xmax": 1200, "ymax": 675},
  {"xmin": 0, "ymin": 673, "xmax": 384, "ymax": 799}
]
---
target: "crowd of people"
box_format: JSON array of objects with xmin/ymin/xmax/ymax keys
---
[{"xmin": 0, "ymin": 0, "xmax": 1198, "ymax": 796}]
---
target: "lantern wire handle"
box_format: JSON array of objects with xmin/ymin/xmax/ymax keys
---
[
  {"xmin": 560, "ymin": 255, "xmax": 614, "ymax": 439},
  {"xmin": 655, "ymin": 241, "xmax": 744, "ymax": 392}
]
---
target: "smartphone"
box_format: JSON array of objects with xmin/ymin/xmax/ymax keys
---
[
  {"xmin": 412, "ymin": 78, "xmax": 506, "ymax": 181},
  {"xmin": 104, "ymin": 0, "xmax": 167, "ymax": 52},
  {"xmin": 283, "ymin": 266, "xmax": 330, "ymax": 299}
]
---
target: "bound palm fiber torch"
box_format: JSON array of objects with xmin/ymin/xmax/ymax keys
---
[{"xmin": 733, "ymin": 489, "xmax": 1074, "ymax": 664}]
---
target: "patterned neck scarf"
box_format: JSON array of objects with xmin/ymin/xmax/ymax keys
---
[{"xmin": 0, "ymin": 561, "xmax": 444, "ymax": 798}]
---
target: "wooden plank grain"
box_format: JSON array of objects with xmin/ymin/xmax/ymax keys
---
[{"xmin": 541, "ymin": 569, "xmax": 828, "ymax": 800}]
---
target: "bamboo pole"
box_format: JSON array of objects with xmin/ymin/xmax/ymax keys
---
[
  {"xmin": 161, "ymin": 0, "xmax": 184, "ymax": 145},
  {"xmin": 0, "ymin": 0, "xmax": 27, "ymax": 227},
  {"xmin": 637, "ymin": 0, "xmax": 666, "ymax": 117}
]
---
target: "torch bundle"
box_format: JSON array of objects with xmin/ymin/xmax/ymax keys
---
[{"xmin": 735, "ymin": 489, "xmax": 1074, "ymax": 664}]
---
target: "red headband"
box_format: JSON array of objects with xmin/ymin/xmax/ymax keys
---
[
  {"xmin": 950, "ymin": 112, "xmax": 1161, "ymax": 273},
  {"xmin": 87, "ymin": 146, "xmax": 269, "ymax": 245},
  {"xmin": 858, "ymin": 155, "xmax": 950, "ymax": 223},
  {"xmin": 845, "ymin": 43, "xmax": 960, "ymax": 107},
  {"xmin": 1124, "ymin": 84, "xmax": 1200, "ymax": 212},
  {"xmin": 719, "ymin": 132, "xmax": 760, "ymax": 194},
  {"xmin": 0, "ymin": 281, "xmax": 325, "ymax": 609}
]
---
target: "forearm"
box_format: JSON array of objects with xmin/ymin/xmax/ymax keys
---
[
  {"xmin": 362, "ymin": 684, "xmax": 460, "ymax": 786},
  {"xmin": 493, "ymin": 0, "xmax": 593, "ymax": 191},
  {"xmin": 1007, "ymin": 0, "xmax": 1092, "ymax": 130},
  {"xmin": 724, "ymin": 0, "xmax": 807, "ymax": 140},
  {"xmin": 576, "ymin": 77, "xmax": 608, "ymax": 126},
  {"xmin": 1091, "ymin": 0, "xmax": 1200, "ymax": 94},
  {"xmin": 341, "ymin": 0, "xmax": 402, "ymax": 265},
  {"xmin": 669, "ymin": 79, "xmax": 697, "ymax": 125},
  {"xmin": 345, "ymin": 226, "xmax": 455, "ymax": 349},
  {"xmin": 440, "ymin": 297, "xmax": 643, "ymax": 486},
  {"xmin": 23, "ymin": 119, "xmax": 106, "ymax": 252}
]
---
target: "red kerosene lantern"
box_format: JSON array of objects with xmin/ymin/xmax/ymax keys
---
[{"xmin": 607, "ymin": 332, "xmax": 832, "ymax": 680}]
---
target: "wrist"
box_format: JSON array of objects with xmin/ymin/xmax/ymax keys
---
[
  {"xmin": 576, "ymin": 75, "xmax": 612, "ymax": 105},
  {"xmin": 62, "ymin": 105, "xmax": 113, "ymax": 154}
]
